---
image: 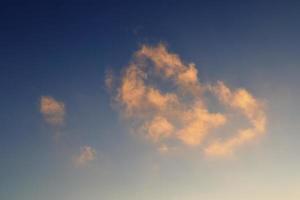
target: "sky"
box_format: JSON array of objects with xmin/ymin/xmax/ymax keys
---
[{"xmin": 1, "ymin": 1, "xmax": 300, "ymax": 199}]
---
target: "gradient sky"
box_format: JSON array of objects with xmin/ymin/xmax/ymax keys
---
[{"xmin": 1, "ymin": 1, "xmax": 300, "ymax": 200}]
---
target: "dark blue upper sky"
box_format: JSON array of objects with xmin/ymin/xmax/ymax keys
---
[
  {"xmin": 1, "ymin": 1, "xmax": 300, "ymax": 199},
  {"xmin": 2, "ymin": 0, "xmax": 299, "ymax": 131},
  {"xmin": 1, "ymin": 1, "xmax": 300, "ymax": 97},
  {"xmin": 2, "ymin": 0, "xmax": 300, "ymax": 85}
]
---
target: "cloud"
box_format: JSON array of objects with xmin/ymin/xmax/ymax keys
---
[
  {"xmin": 108, "ymin": 43, "xmax": 267, "ymax": 157},
  {"xmin": 143, "ymin": 116, "xmax": 174, "ymax": 142},
  {"xmin": 40, "ymin": 96, "xmax": 65, "ymax": 126},
  {"xmin": 39, "ymin": 97, "xmax": 98, "ymax": 166},
  {"xmin": 74, "ymin": 146, "xmax": 96, "ymax": 167},
  {"xmin": 204, "ymin": 81, "xmax": 267, "ymax": 156},
  {"xmin": 176, "ymin": 101, "xmax": 227, "ymax": 146}
]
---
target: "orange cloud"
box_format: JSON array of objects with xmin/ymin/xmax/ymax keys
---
[
  {"xmin": 205, "ymin": 81, "xmax": 267, "ymax": 156},
  {"xmin": 117, "ymin": 64, "xmax": 146, "ymax": 117},
  {"xmin": 177, "ymin": 102, "xmax": 227, "ymax": 146},
  {"xmin": 143, "ymin": 116, "xmax": 174, "ymax": 142},
  {"xmin": 40, "ymin": 96, "xmax": 65, "ymax": 126},
  {"xmin": 136, "ymin": 43, "xmax": 184, "ymax": 77},
  {"xmin": 108, "ymin": 43, "xmax": 267, "ymax": 157}
]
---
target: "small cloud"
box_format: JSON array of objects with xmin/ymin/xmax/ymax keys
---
[
  {"xmin": 74, "ymin": 146, "xmax": 96, "ymax": 167},
  {"xmin": 40, "ymin": 96, "xmax": 65, "ymax": 126}
]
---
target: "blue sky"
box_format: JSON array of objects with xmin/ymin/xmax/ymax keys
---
[{"xmin": 1, "ymin": 1, "xmax": 300, "ymax": 199}]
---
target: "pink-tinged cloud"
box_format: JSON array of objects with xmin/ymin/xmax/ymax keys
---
[
  {"xmin": 107, "ymin": 43, "xmax": 267, "ymax": 157},
  {"xmin": 40, "ymin": 96, "xmax": 65, "ymax": 126}
]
